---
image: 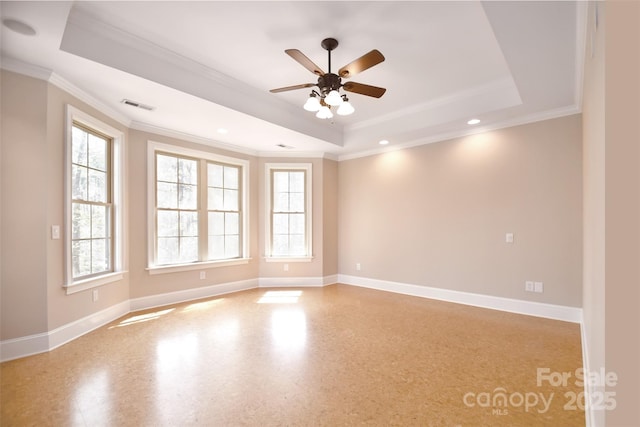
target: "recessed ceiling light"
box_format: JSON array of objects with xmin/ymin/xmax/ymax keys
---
[
  {"xmin": 379, "ymin": 140, "xmax": 389, "ymax": 145},
  {"xmin": 217, "ymin": 128, "xmax": 228, "ymax": 134},
  {"xmin": 2, "ymin": 18, "xmax": 36, "ymax": 36},
  {"xmin": 467, "ymin": 119, "xmax": 481, "ymax": 125}
]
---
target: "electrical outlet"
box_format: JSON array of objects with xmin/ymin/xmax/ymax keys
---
[
  {"xmin": 356, "ymin": 263, "xmax": 361, "ymax": 271},
  {"xmin": 284, "ymin": 263, "xmax": 289, "ymax": 272},
  {"xmin": 51, "ymin": 225, "xmax": 60, "ymax": 240},
  {"xmin": 505, "ymin": 233, "xmax": 514, "ymax": 243},
  {"xmin": 199, "ymin": 271, "xmax": 206, "ymax": 280},
  {"xmin": 92, "ymin": 290, "xmax": 99, "ymax": 302},
  {"xmin": 534, "ymin": 281, "xmax": 544, "ymax": 293},
  {"xmin": 525, "ymin": 281, "xmax": 534, "ymax": 292}
]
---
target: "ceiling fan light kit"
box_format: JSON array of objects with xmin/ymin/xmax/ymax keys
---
[{"xmin": 270, "ymin": 38, "xmax": 386, "ymax": 120}]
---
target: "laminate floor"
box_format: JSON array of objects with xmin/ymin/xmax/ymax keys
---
[{"xmin": 1, "ymin": 284, "xmax": 585, "ymax": 426}]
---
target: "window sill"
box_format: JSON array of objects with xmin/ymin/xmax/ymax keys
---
[
  {"xmin": 146, "ymin": 258, "xmax": 251, "ymax": 275},
  {"xmin": 264, "ymin": 256, "xmax": 313, "ymax": 263},
  {"xmin": 65, "ymin": 271, "xmax": 126, "ymax": 295}
]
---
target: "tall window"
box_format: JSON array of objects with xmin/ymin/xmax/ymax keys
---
[
  {"xmin": 65, "ymin": 105, "xmax": 124, "ymax": 293},
  {"xmin": 71, "ymin": 124, "xmax": 112, "ymax": 278},
  {"xmin": 156, "ymin": 154, "xmax": 199, "ymax": 264},
  {"xmin": 148, "ymin": 142, "xmax": 248, "ymax": 271},
  {"xmin": 265, "ymin": 163, "xmax": 312, "ymax": 259},
  {"xmin": 207, "ymin": 163, "xmax": 241, "ymax": 260}
]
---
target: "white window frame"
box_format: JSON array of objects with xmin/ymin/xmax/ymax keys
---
[
  {"xmin": 64, "ymin": 105, "xmax": 126, "ymax": 294},
  {"xmin": 146, "ymin": 141, "xmax": 250, "ymax": 274},
  {"xmin": 264, "ymin": 163, "xmax": 313, "ymax": 262}
]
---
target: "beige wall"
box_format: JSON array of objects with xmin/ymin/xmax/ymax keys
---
[
  {"xmin": 1, "ymin": 71, "xmax": 49, "ymax": 339},
  {"xmin": 339, "ymin": 115, "xmax": 583, "ymax": 307},
  {"xmin": 602, "ymin": 2, "xmax": 640, "ymax": 425}
]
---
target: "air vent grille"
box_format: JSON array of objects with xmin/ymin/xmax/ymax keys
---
[{"xmin": 121, "ymin": 99, "xmax": 155, "ymax": 111}]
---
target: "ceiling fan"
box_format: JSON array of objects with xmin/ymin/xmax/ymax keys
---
[{"xmin": 270, "ymin": 38, "xmax": 386, "ymax": 119}]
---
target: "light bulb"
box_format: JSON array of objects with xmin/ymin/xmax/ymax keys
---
[
  {"xmin": 303, "ymin": 95, "xmax": 321, "ymax": 112},
  {"xmin": 325, "ymin": 90, "xmax": 343, "ymax": 106},
  {"xmin": 337, "ymin": 100, "xmax": 354, "ymax": 116}
]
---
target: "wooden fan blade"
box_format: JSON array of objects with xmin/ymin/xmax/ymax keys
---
[
  {"xmin": 270, "ymin": 83, "xmax": 316, "ymax": 93},
  {"xmin": 339, "ymin": 50, "xmax": 385, "ymax": 78},
  {"xmin": 343, "ymin": 81, "xmax": 386, "ymax": 98},
  {"xmin": 285, "ymin": 49, "xmax": 325, "ymax": 76}
]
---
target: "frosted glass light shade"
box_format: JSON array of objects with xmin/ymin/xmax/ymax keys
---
[
  {"xmin": 316, "ymin": 105, "xmax": 333, "ymax": 119},
  {"xmin": 324, "ymin": 90, "xmax": 343, "ymax": 106},
  {"xmin": 337, "ymin": 101, "xmax": 354, "ymax": 116},
  {"xmin": 303, "ymin": 96, "xmax": 321, "ymax": 112}
]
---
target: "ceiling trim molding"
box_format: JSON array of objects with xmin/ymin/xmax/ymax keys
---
[
  {"xmin": 345, "ymin": 77, "xmax": 521, "ymax": 133},
  {"xmin": 129, "ymin": 121, "xmax": 259, "ymax": 157},
  {"xmin": 0, "ymin": 55, "xmax": 52, "ymax": 81},
  {"xmin": 257, "ymin": 151, "xmax": 339, "ymax": 161},
  {"xmin": 0, "ymin": 55, "xmax": 132, "ymax": 127},
  {"xmin": 338, "ymin": 104, "xmax": 581, "ymax": 162}
]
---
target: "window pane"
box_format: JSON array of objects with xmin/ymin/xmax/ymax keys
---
[
  {"xmin": 88, "ymin": 133, "xmax": 107, "ymax": 171},
  {"xmin": 180, "ymin": 237, "xmax": 198, "ymax": 262},
  {"xmin": 223, "ymin": 189, "xmax": 238, "ymax": 211},
  {"xmin": 157, "ymin": 210, "xmax": 179, "ymax": 237},
  {"xmin": 225, "ymin": 212, "xmax": 239, "ymax": 234},
  {"xmin": 179, "ymin": 158, "xmax": 198, "ymax": 185},
  {"xmin": 272, "ymin": 235, "xmax": 289, "ymax": 256},
  {"xmin": 289, "ymin": 214, "xmax": 305, "ymax": 234},
  {"xmin": 273, "ymin": 192, "xmax": 289, "ymax": 212},
  {"xmin": 209, "ymin": 212, "xmax": 224, "ymax": 235},
  {"xmin": 273, "ymin": 213, "xmax": 289, "ymax": 235},
  {"xmin": 290, "ymin": 235, "xmax": 306, "ymax": 256},
  {"xmin": 157, "ymin": 182, "xmax": 178, "ymax": 209},
  {"xmin": 157, "ymin": 155, "xmax": 177, "ymax": 182},
  {"xmin": 225, "ymin": 235, "xmax": 239, "ymax": 258},
  {"xmin": 158, "ymin": 237, "xmax": 179, "ymax": 264},
  {"xmin": 91, "ymin": 205, "xmax": 109, "ymax": 238},
  {"xmin": 290, "ymin": 193, "xmax": 304, "ymax": 212},
  {"xmin": 224, "ymin": 166, "xmax": 239, "ymax": 189},
  {"xmin": 273, "ymin": 171, "xmax": 289, "ymax": 193},
  {"xmin": 179, "ymin": 211, "xmax": 198, "ymax": 237},
  {"xmin": 289, "ymin": 172, "xmax": 305, "ymax": 192},
  {"xmin": 208, "ymin": 235, "xmax": 224, "ymax": 259},
  {"xmin": 72, "ymin": 203, "xmax": 91, "ymax": 239},
  {"xmin": 91, "ymin": 238, "xmax": 110, "ymax": 273},
  {"xmin": 72, "ymin": 127, "xmax": 88, "ymax": 166},
  {"xmin": 208, "ymin": 163, "xmax": 223, "ymax": 187},
  {"xmin": 72, "ymin": 165, "xmax": 88, "ymax": 200},
  {"xmin": 72, "ymin": 240, "xmax": 91, "ymax": 277},
  {"xmin": 208, "ymin": 187, "xmax": 222, "ymax": 211},
  {"xmin": 88, "ymin": 169, "xmax": 107, "ymax": 203},
  {"xmin": 179, "ymin": 184, "xmax": 197, "ymax": 210}
]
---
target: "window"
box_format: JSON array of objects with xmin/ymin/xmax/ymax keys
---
[
  {"xmin": 148, "ymin": 142, "xmax": 249, "ymax": 272},
  {"xmin": 71, "ymin": 124, "xmax": 112, "ymax": 277},
  {"xmin": 265, "ymin": 163, "xmax": 312, "ymax": 260},
  {"xmin": 65, "ymin": 106, "xmax": 125, "ymax": 293}
]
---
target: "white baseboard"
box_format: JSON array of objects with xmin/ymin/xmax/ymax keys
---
[
  {"xmin": 0, "ymin": 332, "xmax": 50, "ymax": 363},
  {"xmin": 130, "ymin": 279, "xmax": 258, "ymax": 312},
  {"xmin": 258, "ymin": 275, "xmax": 336, "ymax": 288},
  {"xmin": 338, "ymin": 274, "xmax": 583, "ymax": 323},
  {"xmin": 2, "ymin": 274, "xmax": 583, "ymax": 362},
  {"xmin": 0, "ymin": 300, "xmax": 130, "ymax": 363}
]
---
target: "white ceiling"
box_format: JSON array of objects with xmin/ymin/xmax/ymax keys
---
[{"xmin": 0, "ymin": 1, "xmax": 585, "ymax": 160}]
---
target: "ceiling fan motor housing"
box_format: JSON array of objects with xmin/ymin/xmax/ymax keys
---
[{"xmin": 318, "ymin": 73, "xmax": 342, "ymax": 95}]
